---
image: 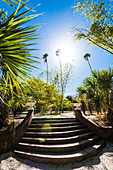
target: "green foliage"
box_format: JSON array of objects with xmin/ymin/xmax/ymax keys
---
[
  {"xmin": 0, "ymin": 0, "xmax": 40, "ymax": 129},
  {"xmin": 63, "ymin": 99, "xmax": 73, "ymax": 111},
  {"xmin": 76, "ymin": 68, "xmax": 113, "ymax": 114},
  {"xmin": 25, "ymin": 78, "xmax": 61, "ymax": 114},
  {"xmin": 0, "ymin": 3, "xmax": 40, "ymax": 93},
  {"xmin": 43, "ymin": 53, "xmax": 48, "ymax": 63},
  {"xmin": 73, "ymin": 0, "xmax": 113, "ymax": 54},
  {"xmin": 49, "ymin": 63, "xmax": 74, "ymax": 94},
  {"xmin": 1, "ymin": 0, "xmax": 30, "ymax": 12},
  {"xmin": 43, "ymin": 53, "xmax": 49, "ymax": 83},
  {"xmin": 66, "ymin": 95, "xmax": 73, "ymax": 102},
  {"xmin": 49, "ymin": 63, "xmax": 74, "ymax": 113},
  {"xmin": 76, "ymin": 86, "xmax": 87, "ymax": 98},
  {"xmin": 84, "ymin": 53, "xmax": 91, "ymax": 61}
]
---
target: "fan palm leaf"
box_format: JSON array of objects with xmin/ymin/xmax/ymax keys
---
[
  {"xmin": 1, "ymin": 0, "xmax": 30, "ymax": 10},
  {"xmin": 0, "ymin": 3, "xmax": 40, "ymax": 93}
]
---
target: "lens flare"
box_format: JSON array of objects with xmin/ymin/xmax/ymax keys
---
[{"xmin": 38, "ymin": 138, "xmax": 45, "ymax": 143}]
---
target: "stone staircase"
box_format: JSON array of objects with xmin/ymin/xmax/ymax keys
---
[{"xmin": 13, "ymin": 117, "xmax": 105, "ymax": 164}]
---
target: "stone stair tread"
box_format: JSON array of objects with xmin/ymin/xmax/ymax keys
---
[
  {"xmin": 14, "ymin": 149, "xmax": 86, "ymax": 158},
  {"xmin": 21, "ymin": 132, "xmax": 94, "ymax": 142},
  {"xmin": 30, "ymin": 121, "xmax": 82, "ymax": 126},
  {"xmin": 17, "ymin": 135, "xmax": 99, "ymax": 149},
  {"xmin": 32, "ymin": 117, "xmax": 77, "ymax": 120},
  {"xmin": 13, "ymin": 139, "xmax": 105, "ymax": 161},
  {"xmin": 25, "ymin": 128, "xmax": 88, "ymax": 135},
  {"xmin": 27, "ymin": 124, "xmax": 85, "ymax": 131},
  {"xmin": 31, "ymin": 118, "xmax": 78, "ymax": 123}
]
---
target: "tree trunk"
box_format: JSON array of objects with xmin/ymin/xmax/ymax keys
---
[{"xmin": 0, "ymin": 100, "xmax": 9, "ymax": 129}]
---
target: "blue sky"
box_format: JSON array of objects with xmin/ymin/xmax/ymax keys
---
[
  {"xmin": 1, "ymin": 0, "xmax": 112, "ymax": 97},
  {"xmin": 29, "ymin": 0, "xmax": 113, "ymax": 97}
]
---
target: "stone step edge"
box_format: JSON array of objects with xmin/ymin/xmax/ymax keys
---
[
  {"xmin": 21, "ymin": 132, "xmax": 94, "ymax": 143},
  {"xmin": 16, "ymin": 136, "xmax": 99, "ymax": 151},
  {"xmin": 30, "ymin": 122, "xmax": 82, "ymax": 126},
  {"xmin": 31, "ymin": 119, "xmax": 78, "ymax": 123},
  {"xmin": 32, "ymin": 117, "xmax": 77, "ymax": 120},
  {"xmin": 27, "ymin": 125, "xmax": 85, "ymax": 131},
  {"xmin": 25, "ymin": 128, "xmax": 89, "ymax": 135}
]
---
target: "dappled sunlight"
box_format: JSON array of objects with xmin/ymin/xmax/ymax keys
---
[{"xmin": 41, "ymin": 123, "xmax": 52, "ymax": 133}]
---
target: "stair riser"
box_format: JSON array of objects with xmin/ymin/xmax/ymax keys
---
[
  {"xmin": 24, "ymin": 129, "xmax": 90, "ymax": 138},
  {"xmin": 32, "ymin": 118, "xmax": 77, "ymax": 121},
  {"xmin": 31, "ymin": 119, "xmax": 78, "ymax": 124},
  {"xmin": 30, "ymin": 122, "xmax": 82, "ymax": 127},
  {"xmin": 21, "ymin": 133, "xmax": 94, "ymax": 145},
  {"xmin": 27, "ymin": 125, "xmax": 85, "ymax": 132}
]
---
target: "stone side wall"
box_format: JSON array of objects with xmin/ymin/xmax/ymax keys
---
[
  {"xmin": 0, "ymin": 109, "xmax": 34, "ymax": 154},
  {"xmin": 0, "ymin": 133, "xmax": 13, "ymax": 154},
  {"xmin": 74, "ymin": 109, "xmax": 113, "ymax": 142}
]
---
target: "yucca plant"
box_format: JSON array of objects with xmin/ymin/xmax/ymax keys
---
[{"xmin": 0, "ymin": 1, "xmax": 40, "ymax": 130}]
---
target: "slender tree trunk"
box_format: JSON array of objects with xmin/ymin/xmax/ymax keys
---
[
  {"xmin": 87, "ymin": 59, "xmax": 92, "ymax": 72},
  {"xmin": 46, "ymin": 62, "xmax": 48, "ymax": 83}
]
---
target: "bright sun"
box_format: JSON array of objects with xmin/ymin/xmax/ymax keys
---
[
  {"xmin": 58, "ymin": 41, "xmax": 75, "ymax": 62},
  {"xmin": 53, "ymin": 37, "xmax": 79, "ymax": 64}
]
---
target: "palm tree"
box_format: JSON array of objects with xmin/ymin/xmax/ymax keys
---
[
  {"xmin": 83, "ymin": 73, "xmax": 102, "ymax": 114},
  {"xmin": 84, "ymin": 53, "xmax": 92, "ymax": 72},
  {"xmin": 43, "ymin": 53, "xmax": 49, "ymax": 83},
  {"xmin": 1, "ymin": 0, "xmax": 24, "ymax": 6},
  {"xmin": 77, "ymin": 69, "xmax": 113, "ymax": 115},
  {"xmin": 76, "ymin": 72, "xmax": 102, "ymax": 114},
  {"xmin": 56, "ymin": 49, "xmax": 64, "ymax": 113},
  {"xmin": 0, "ymin": 2, "xmax": 40, "ymax": 129},
  {"xmin": 96, "ymin": 68, "xmax": 113, "ymax": 113},
  {"xmin": 0, "ymin": 1, "xmax": 40, "ymax": 88}
]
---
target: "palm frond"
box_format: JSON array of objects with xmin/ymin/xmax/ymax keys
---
[{"xmin": 0, "ymin": 2, "xmax": 40, "ymax": 93}]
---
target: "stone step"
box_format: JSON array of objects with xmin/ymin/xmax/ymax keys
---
[
  {"xmin": 21, "ymin": 132, "xmax": 94, "ymax": 145},
  {"xmin": 30, "ymin": 121, "xmax": 82, "ymax": 127},
  {"xmin": 32, "ymin": 117, "xmax": 77, "ymax": 121},
  {"xmin": 13, "ymin": 115, "xmax": 105, "ymax": 164},
  {"xmin": 24, "ymin": 128, "xmax": 90, "ymax": 138},
  {"xmin": 13, "ymin": 139, "xmax": 105, "ymax": 164},
  {"xmin": 16, "ymin": 136, "xmax": 99, "ymax": 153},
  {"xmin": 31, "ymin": 118, "xmax": 78, "ymax": 123},
  {"xmin": 27, "ymin": 124, "xmax": 85, "ymax": 132}
]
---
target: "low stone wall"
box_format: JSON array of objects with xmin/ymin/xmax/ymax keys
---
[
  {"xmin": 74, "ymin": 109, "xmax": 113, "ymax": 142},
  {"xmin": 0, "ymin": 109, "xmax": 34, "ymax": 154},
  {"xmin": 0, "ymin": 133, "xmax": 13, "ymax": 154}
]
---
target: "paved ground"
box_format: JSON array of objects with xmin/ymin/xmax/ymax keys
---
[{"xmin": 0, "ymin": 112, "xmax": 113, "ymax": 170}]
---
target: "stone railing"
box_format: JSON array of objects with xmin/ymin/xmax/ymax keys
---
[
  {"xmin": 74, "ymin": 109, "xmax": 113, "ymax": 142},
  {"xmin": 0, "ymin": 109, "xmax": 34, "ymax": 154}
]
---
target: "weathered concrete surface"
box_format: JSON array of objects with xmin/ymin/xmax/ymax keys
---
[
  {"xmin": 0, "ymin": 110, "xmax": 34, "ymax": 155},
  {"xmin": 74, "ymin": 110, "xmax": 113, "ymax": 142}
]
